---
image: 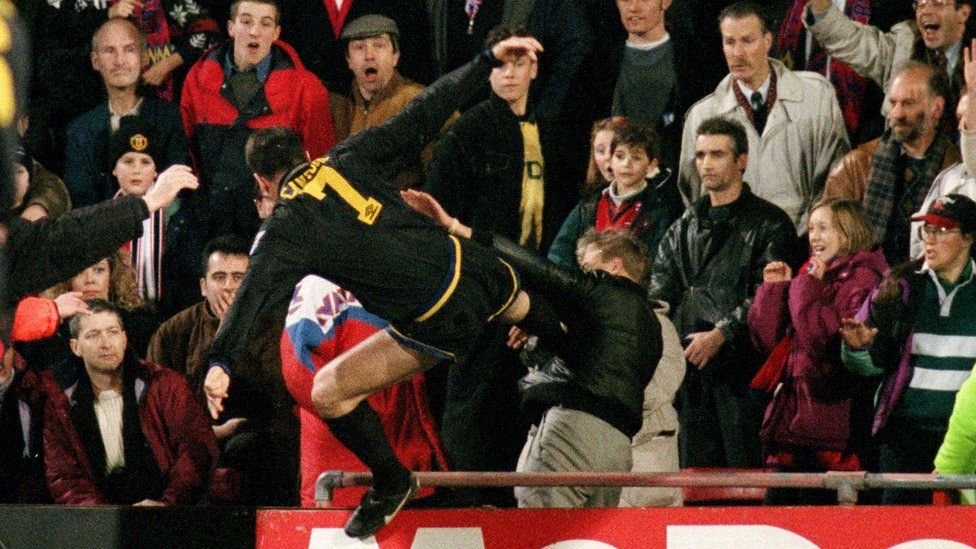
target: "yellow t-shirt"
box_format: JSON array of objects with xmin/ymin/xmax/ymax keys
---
[{"xmin": 519, "ymin": 121, "xmax": 545, "ymax": 249}]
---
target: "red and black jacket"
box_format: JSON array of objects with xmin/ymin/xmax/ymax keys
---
[{"xmin": 181, "ymin": 40, "xmax": 335, "ymax": 238}]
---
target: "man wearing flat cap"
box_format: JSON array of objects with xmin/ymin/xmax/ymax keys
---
[{"xmin": 331, "ymin": 14, "xmax": 441, "ymax": 188}]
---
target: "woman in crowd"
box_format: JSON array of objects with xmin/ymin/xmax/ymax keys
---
[
  {"xmin": 840, "ymin": 194, "xmax": 976, "ymax": 504},
  {"xmin": 749, "ymin": 198, "xmax": 887, "ymax": 504},
  {"xmin": 20, "ymin": 250, "xmax": 159, "ymax": 387},
  {"xmin": 547, "ymin": 118, "xmax": 681, "ymax": 270}
]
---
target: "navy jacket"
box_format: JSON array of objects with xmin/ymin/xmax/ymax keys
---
[{"xmin": 64, "ymin": 97, "xmax": 189, "ymax": 208}]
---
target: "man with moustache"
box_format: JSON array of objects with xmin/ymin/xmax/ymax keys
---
[
  {"xmin": 824, "ymin": 62, "xmax": 960, "ymax": 265},
  {"xmin": 678, "ymin": 1, "xmax": 849, "ymax": 235}
]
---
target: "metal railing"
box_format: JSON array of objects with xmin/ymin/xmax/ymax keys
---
[{"xmin": 314, "ymin": 470, "xmax": 976, "ymax": 508}]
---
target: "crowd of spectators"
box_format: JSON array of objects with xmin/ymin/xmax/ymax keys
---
[{"xmin": 4, "ymin": 0, "xmax": 976, "ymax": 510}]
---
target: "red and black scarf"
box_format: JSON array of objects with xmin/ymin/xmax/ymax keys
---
[{"xmin": 777, "ymin": 0, "xmax": 871, "ymax": 136}]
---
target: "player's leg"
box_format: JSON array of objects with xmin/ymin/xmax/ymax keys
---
[{"xmin": 311, "ymin": 330, "xmax": 436, "ymax": 537}]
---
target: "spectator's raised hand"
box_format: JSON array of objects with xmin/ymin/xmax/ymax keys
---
[
  {"xmin": 839, "ymin": 318, "xmax": 878, "ymax": 350},
  {"xmin": 54, "ymin": 291, "xmax": 89, "ymax": 319},
  {"xmin": 400, "ymin": 189, "xmax": 453, "ymax": 227},
  {"xmin": 763, "ymin": 261, "xmax": 793, "ymax": 283},
  {"xmin": 143, "ymin": 165, "xmax": 198, "ymax": 213},
  {"xmin": 142, "ymin": 53, "xmax": 184, "ymax": 87},
  {"xmin": 961, "ymin": 39, "xmax": 976, "ymax": 132},
  {"xmin": 108, "ymin": 0, "xmax": 144, "ymax": 18},
  {"xmin": 490, "ymin": 36, "xmax": 544, "ymax": 64}
]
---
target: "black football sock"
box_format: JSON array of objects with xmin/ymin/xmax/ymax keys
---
[{"xmin": 325, "ymin": 401, "xmax": 411, "ymax": 495}]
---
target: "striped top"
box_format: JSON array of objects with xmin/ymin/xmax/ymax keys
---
[{"xmin": 896, "ymin": 261, "xmax": 976, "ymax": 430}]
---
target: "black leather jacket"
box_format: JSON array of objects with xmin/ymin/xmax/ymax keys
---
[
  {"xmin": 648, "ymin": 185, "xmax": 797, "ymax": 378},
  {"xmin": 488, "ymin": 234, "xmax": 663, "ymax": 437}
]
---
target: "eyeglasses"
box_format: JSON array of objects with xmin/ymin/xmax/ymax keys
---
[
  {"xmin": 917, "ymin": 224, "xmax": 962, "ymax": 240},
  {"xmin": 913, "ymin": 0, "xmax": 955, "ymax": 10}
]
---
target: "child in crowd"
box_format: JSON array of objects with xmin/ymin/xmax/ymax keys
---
[
  {"xmin": 109, "ymin": 116, "xmax": 168, "ymax": 307},
  {"xmin": 749, "ymin": 198, "xmax": 887, "ymax": 504},
  {"xmin": 547, "ymin": 118, "xmax": 682, "ymax": 270}
]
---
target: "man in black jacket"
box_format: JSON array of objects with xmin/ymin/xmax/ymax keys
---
[
  {"xmin": 513, "ymin": 228, "xmax": 662, "ymax": 508},
  {"xmin": 399, "ymin": 192, "xmax": 663, "ymax": 508},
  {"xmin": 202, "ymin": 36, "xmax": 548, "ymax": 538},
  {"xmin": 648, "ymin": 117, "xmax": 797, "ymax": 469}
]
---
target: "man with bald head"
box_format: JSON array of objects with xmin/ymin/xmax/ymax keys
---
[
  {"xmin": 824, "ymin": 61, "xmax": 961, "ymax": 265},
  {"xmin": 65, "ymin": 17, "xmax": 189, "ymax": 208}
]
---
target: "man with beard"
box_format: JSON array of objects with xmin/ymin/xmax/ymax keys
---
[{"xmin": 824, "ymin": 62, "xmax": 960, "ymax": 265}]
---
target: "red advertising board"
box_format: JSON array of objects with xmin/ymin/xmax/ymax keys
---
[{"xmin": 257, "ymin": 507, "xmax": 976, "ymax": 548}]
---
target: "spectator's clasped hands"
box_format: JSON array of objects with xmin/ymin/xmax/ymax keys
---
[
  {"xmin": 839, "ymin": 318, "xmax": 878, "ymax": 350},
  {"xmin": 490, "ymin": 36, "xmax": 544, "ymax": 64}
]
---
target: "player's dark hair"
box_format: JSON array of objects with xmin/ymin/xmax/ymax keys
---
[{"xmin": 246, "ymin": 126, "xmax": 307, "ymax": 179}]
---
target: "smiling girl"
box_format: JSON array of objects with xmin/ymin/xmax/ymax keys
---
[{"xmin": 748, "ymin": 198, "xmax": 888, "ymax": 504}]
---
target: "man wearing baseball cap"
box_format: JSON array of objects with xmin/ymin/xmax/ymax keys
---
[{"xmin": 841, "ymin": 194, "xmax": 976, "ymax": 503}]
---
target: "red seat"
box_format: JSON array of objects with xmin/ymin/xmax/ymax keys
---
[{"xmin": 680, "ymin": 468, "xmax": 769, "ymax": 506}]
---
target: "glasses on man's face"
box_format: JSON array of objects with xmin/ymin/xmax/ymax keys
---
[
  {"xmin": 917, "ymin": 223, "xmax": 962, "ymax": 240},
  {"xmin": 913, "ymin": 0, "xmax": 954, "ymax": 10}
]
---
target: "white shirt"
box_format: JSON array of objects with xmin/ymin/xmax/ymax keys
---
[{"xmin": 94, "ymin": 389, "xmax": 126, "ymax": 472}]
